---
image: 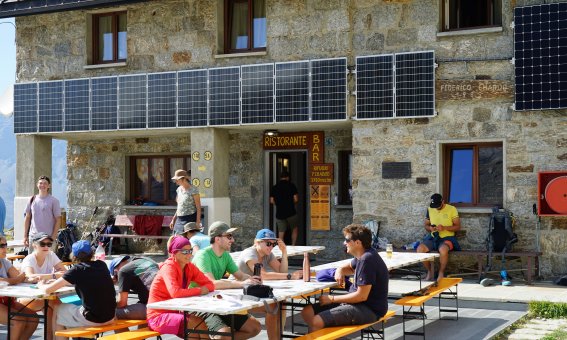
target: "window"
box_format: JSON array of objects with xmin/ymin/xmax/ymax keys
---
[
  {"xmin": 338, "ymin": 150, "xmax": 352, "ymax": 205},
  {"xmin": 93, "ymin": 11, "xmax": 127, "ymax": 64},
  {"xmin": 130, "ymin": 155, "xmax": 190, "ymax": 205},
  {"xmin": 442, "ymin": 142, "xmax": 503, "ymax": 207},
  {"xmin": 442, "ymin": 0, "xmax": 501, "ymax": 31},
  {"xmin": 224, "ymin": 0, "xmax": 266, "ymax": 53}
]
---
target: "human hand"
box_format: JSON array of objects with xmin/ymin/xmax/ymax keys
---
[
  {"xmin": 334, "ymin": 268, "xmax": 345, "ymax": 287},
  {"xmin": 14, "ymin": 272, "xmax": 26, "ymax": 284},
  {"xmin": 436, "ymin": 225, "xmax": 444, "ymax": 231},
  {"xmin": 200, "ymin": 286, "xmax": 209, "ymax": 295},
  {"xmin": 169, "ymin": 222, "xmax": 174, "ymax": 230},
  {"xmin": 291, "ymin": 270, "xmax": 303, "ymax": 280},
  {"xmin": 244, "ymin": 276, "xmax": 262, "ymax": 286},
  {"xmin": 24, "ymin": 239, "xmax": 29, "ymax": 247},
  {"xmin": 319, "ymin": 294, "xmax": 332, "ymax": 306},
  {"xmin": 277, "ymin": 239, "xmax": 287, "ymax": 253}
]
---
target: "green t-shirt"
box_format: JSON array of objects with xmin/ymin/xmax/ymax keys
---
[{"xmin": 192, "ymin": 246, "xmax": 239, "ymax": 280}]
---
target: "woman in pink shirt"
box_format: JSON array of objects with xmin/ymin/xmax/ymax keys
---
[{"xmin": 147, "ymin": 236, "xmax": 213, "ymax": 338}]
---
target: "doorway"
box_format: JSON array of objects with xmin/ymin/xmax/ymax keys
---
[{"xmin": 266, "ymin": 151, "xmax": 307, "ymax": 246}]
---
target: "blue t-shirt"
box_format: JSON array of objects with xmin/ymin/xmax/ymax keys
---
[
  {"xmin": 189, "ymin": 232, "xmax": 210, "ymax": 250},
  {"xmin": 350, "ymin": 249, "xmax": 389, "ymax": 316}
]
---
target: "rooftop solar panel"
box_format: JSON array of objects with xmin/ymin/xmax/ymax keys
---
[
  {"xmin": 310, "ymin": 58, "xmax": 347, "ymax": 121},
  {"xmin": 241, "ymin": 63, "xmax": 274, "ymax": 124},
  {"xmin": 275, "ymin": 61, "xmax": 310, "ymax": 122},
  {"xmin": 119, "ymin": 74, "xmax": 147, "ymax": 130}
]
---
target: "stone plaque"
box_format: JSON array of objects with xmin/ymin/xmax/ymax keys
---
[
  {"xmin": 382, "ymin": 162, "xmax": 411, "ymax": 179},
  {"xmin": 436, "ymin": 80, "xmax": 514, "ymax": 100}
]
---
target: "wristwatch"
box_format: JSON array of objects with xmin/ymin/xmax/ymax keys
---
[{"xmin": 287, "ymin": 273, "xmax": 292, "ymax": 280}]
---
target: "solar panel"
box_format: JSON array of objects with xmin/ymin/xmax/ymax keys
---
[
  {"xmin": 148, "ymin": 72, "xmax": 177, "ymax": 128},
  {"xmin": 514, "ymin": 3, "xmax": 567, "ymax": 111},
  {"xmin": 119, "ymin": 74, "xmax": 147, "ymax": 130},
  {"xmin": 91, "ymin": 76, "xmax": 118, "ymax": 131},
  {"xmin": 310, "ymin": 58, "xmax": 347, "ymax": 121},
  {"xmin": 13, "ymin": 83, "xmax": 38, "ymax": 134},
  {"xmin": 208, "ymin": 66, "xmax": 240, "ymax": 126},
  {"xmin": 275, "ymin": 61, "xmax": 309, "ymax": 122},
  {"xmin": 64, "ymin": 79, "xmax": 90, "ymax": 132},
  {"xmin": 355, "ymin": 54, "xmax": 394, "ymax": 119},
  {"xmin": 178, "ymin": 69, "xmax": 208, "ymax": 127},
  {"xmin": 241, "ymin": 63, "xmax": 274, "ymax": 124},
  {"xmin": 395, "ymin": 51, "xmax": 435, "ymax": 117},
  {"xmin": 38, "ymin": 81, "xmax": 64, "ymax": 132}
]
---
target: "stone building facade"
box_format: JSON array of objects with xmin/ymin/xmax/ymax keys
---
[{"xmin": 5, "ymin": 0, "xmax": 566, "ymax": 276}]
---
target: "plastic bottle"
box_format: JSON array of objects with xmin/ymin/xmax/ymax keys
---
[
  {"xmin": 95, "ymin": 242, "xmax": 106, "ymax": 261},
  {"xmin": 303, "ymin": 252, "xmax": 310, "ymax": 282}
]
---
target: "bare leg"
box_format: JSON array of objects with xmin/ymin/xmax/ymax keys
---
[
  {"xmin": 278, "ymin": 231, "xmax": 285, "ymax": 241},
  {"xmin": 265, "ymin": 308, "xmax": 280, "ymax": 340},
  {"xmin": 416, "ymin": 244, "xmax": 434, "ymax": 280},
  {"xmin": 438, "ymin": 244, "xmax": 450, "ymax": 281},
  {"xmin": 291, "ymin": 227, "xmax": 298, "ymax": 246},
  {"xmin": 300, "ymin": 305, "xmax": 325, "ymax": 332},
  {"xmin": 0, "ymin": 303, "xmax": 40, "ymax": 340},
  {"xmin": 187, "ymin": 314, "xmax": 211, "ymax": 339},
  {"xmin": 215, "ymin": 317, "xmax": 261, "ymax": 340}
]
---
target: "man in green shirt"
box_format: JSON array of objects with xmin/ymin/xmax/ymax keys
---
[{"xmin": 192, "ymin": 221, "xmax": 262, "ymax": 339}]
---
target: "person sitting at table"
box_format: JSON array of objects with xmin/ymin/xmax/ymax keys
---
[
  {"xmin": 39, "ymin": 240, "xmax": 116, "ymax": 340},
  {"xmin": 147, "ymin": 236, "xmax": 212, "ymax": 339},
  {"xmin": 181, "ymin": 222, "xmax": 210, "ymax": 253},
  {"xmin": 301, "ymin": 224, "xmax": 389, "ymax": 332},
  {"xmin": 237, "ymin": 228, "xmax": 303, "ymax": 340},
  {"xmin": 0, "ymin": 235, "xmax": 39, "ymax": 340},
  {"xmin": 417, "ymin": 193, "xmax": 461, "ymax": 281},
  {"xmin": 191, "ymin": 221, "xmax": 262, "ymax": 340},
  {"xmin": 107, "ymin": 255, "xmax": 159, "ymax": 320}
]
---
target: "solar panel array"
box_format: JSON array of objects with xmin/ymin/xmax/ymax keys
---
[
  {"xmin": 356, "ymin": 51, "xmax": 435, "ymax": 119},
  {"xmin": 514, "ymin": 2, "xmax": 567, "ymax": 111},
  {"xmin": 14, "ymin": 54, "xmax": 434, "ymax": 133}
]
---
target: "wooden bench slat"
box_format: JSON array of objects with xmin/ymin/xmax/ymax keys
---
[
  {"xmin": 395, "ymin": 278, "xmax": 462, "ymax": 307},
  {"xmin": 54, "ymin": 319, "xmax": 147, "ymax": 337},
  {"xmin": 295, "ymin": 310, "xmax": 395, "ymax": 340},
  {"xmin": 97, "ymin": 328, "xmax": 161, "ymax": 340}
]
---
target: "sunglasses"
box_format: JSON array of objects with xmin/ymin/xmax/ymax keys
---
[
  {"xmin": 0, "ymin": 243, "xmax": 7, "ymax": 249},
  {"xmin": 264, "ymin": 241, "xmax": 278, "ymax": 247},
  {"xmin": 178, "ymin": 249, "xmax": 193, "ymax": 255},
  {"xmin": 221, "ymin": 234, "xmax": 234, "ymax": 240},
  {"xmin": 344, "ymin": 238, "xmax": 353, "ymax": 243},
  {"xmin": 40, "ymin": 242, "xmax": 53, "ymax": 247}
]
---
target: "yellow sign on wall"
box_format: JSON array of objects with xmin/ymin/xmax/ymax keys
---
[{"xmin": 310, "ymin": 185, "xmax": 330, "ymax": 231}]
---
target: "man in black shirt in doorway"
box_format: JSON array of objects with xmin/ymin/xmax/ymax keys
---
[{"xmin": 270, "ymin": 171, "xmax": 299, "ymax": 245}]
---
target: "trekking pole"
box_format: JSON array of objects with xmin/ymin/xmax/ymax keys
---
[{"xmin": 81, "ymin": 206, "xmax": 99, "ymax": 240}]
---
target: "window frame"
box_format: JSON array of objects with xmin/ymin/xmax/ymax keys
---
[
  {"xmin": 224, "ymin": 0, "xmax": 266, "ymax": 54},
  {"xmin": 442, "ymin": 142, "xmax": 503, "ymax": 208},
  {"xmin": 129, "ymin": 154, "xmax": 190, "ymax": 206},
  {"xmin": 441, "ymin": 0, "xmax": 501, "ymax": 32},
  {"xmin": 337, "ymin": 150, "xmax": 353, "ymax": 206},
  {"xmin": 92, "ymin": 11, "xmax": 127, "ymax": 64}
]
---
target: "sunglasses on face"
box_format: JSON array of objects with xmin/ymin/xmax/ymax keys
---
[
  {"xmin": 264, "ymin": 241, "xmax": 278, "ymax": 247},
  {"xmin": 178, "ymin": 249, "xmax": 193, "ymax": 255},
  {"xmin": 344, "ymin": 238, "xmax": 353, "ymax": 243},
  {"xmin": 40, "ymin": 242, "xmax": 53, "ymax": 247},
  {"xmin": 221, "ymin": 234, "xmax": 234, "ymax": 240},
  {"xmin": 0, "ymin": 243, "xmax": 7, "ymax": 249}
]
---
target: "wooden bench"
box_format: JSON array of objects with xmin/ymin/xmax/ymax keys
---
[
  {"xmin": 395, "ymin": 278, "xmax": 462, "ymax": 339},
  {"xmin": 54, "ymin": 319, "xmax": 147, "ymax": 338},
  {"xmin": 295, "ymin": 310, "xmax": 395, "ymax": 340},
  {"xmin": 98, "ymin": 328, "xmax": 162, "ymax": 340}
]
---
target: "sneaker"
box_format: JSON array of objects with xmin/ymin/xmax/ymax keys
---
[
  {"xmin": 502, "ymin": 279, "xmax": 512, "ymax": 286},
  {"xmin": 480, "ymin": 278, "xmax": 496, "ymax": 287}
]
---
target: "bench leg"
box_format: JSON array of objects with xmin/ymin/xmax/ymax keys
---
[
  {"xmin": 401, "ymin": 305, "xmax": 426, "ymax": 339},
  {"xmin": 360, "ymin": 320, "xmax": 385, "ymax": 340},
  {"xmin": 526, "ymin": 256, "xmax": 533, "ymax": 285},
  {"xmin": 438, "ymin": 285, "xmax": 459, "ymax": 321}
]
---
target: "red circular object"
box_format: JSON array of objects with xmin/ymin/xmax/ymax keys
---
[{"xmin": 545, "ymin": 176, "xmax": 567, "ymax": 214}]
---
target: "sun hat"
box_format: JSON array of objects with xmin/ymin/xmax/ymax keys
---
[
  {"xmin": 171, "ymin": 169, "xmax": 189, "ymax": 180},
  {"xmin": 182, "ymin": 222, "xmax": 202, "ymax": 235}
]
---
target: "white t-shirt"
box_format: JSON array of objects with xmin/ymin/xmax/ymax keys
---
[{"xmin": 21, "ymin": 251, "xmax": 62, "ymax": 274}]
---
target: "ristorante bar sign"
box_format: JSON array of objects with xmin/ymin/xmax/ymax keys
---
[{"xmin": 263, "ymin": 131, "xmax": 324, "ymax": 164}]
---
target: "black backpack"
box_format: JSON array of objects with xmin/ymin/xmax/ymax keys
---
[
  {"xmin": 488, "ymin": 208, "xmax": 518, "ymax": 253},
  {"xmin": 56, "ymin": 223, "xmax": 79, "ymax": 262}
]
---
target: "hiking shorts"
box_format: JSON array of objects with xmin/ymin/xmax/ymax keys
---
[
  {"xmin": 276, "ymin": 214, "xmax": 298, "ymax": 233},
  {"xmin": 57, "ymin": 304, "xmax": 115, "ymax": 328},
  {"xmin": 421, "ymin": 234, "xmax": 461, "ymax": 252},
  {"xmin": 311, "ymin": 302, "xmax": 380, "ymax": 328},
  {"xmin": 194, "ymin": 312, "xmax": 249, "ymax": 332}
]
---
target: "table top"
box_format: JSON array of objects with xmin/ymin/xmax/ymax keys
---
[
  {"xmin": 7, "ymin": 240, "xmax": 25, "ymax": 248},
  {"xmin": 311, "ymin": 251, "xmax": 439, "ymax": 272},
  {"xmin": 230, "ymin": 245, "xmax": 325, "ymax": 262},
  {"xmin": 0, "ymin": 282, "xmax": 75, "ymax": 299},
  {"xmin": 147, "ymin": 279, "xmax": 336, "ymax": 315}
]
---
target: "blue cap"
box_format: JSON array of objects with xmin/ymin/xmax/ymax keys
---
[
  {"xmin": 108, "ymin": 255, "xmax": 130, "ymax": 275},
  {"xmin": 71, "ymin": 240, "xmax": 92, "ymax": 257},
  {"xmin": 255, "ymin": 229, "xmax": 276, "ymax": 240}
]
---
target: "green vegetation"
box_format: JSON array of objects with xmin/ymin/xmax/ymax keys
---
[
  {"xmin": 530, "ymin": 301, "xmax": 567, "ymax": 319},
  {"xmin": 542, "ymin": 329, "xmax": 567, "ymax": 340}
]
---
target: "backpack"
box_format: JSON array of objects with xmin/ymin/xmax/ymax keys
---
[
  {"xmin": 487, "ymin": 208, "xmax": 518, "ymax": 253},
  {"xmin": 56, "ymin": 223, "xmax": 79, "ymax": 262}
]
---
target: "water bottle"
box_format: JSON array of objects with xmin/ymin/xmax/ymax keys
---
[
  {"xmin": 303, "ymin": 252, "xmax": 310, "ymax": 282},
  {"xmin": 95, "ymin": 242, "xmax": 106, "ymax": 261}
]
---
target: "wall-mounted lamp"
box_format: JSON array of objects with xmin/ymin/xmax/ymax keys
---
[{"xmin": 264, "ymin": 130, "xmax": 279, "ymax": 137}]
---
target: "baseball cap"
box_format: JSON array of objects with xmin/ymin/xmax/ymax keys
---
[
  {"xmin": 255, "ymin": 229, "xmax": 277, "ymax": 240},
  {"xmin": 32, "ymin": 232, "xmax": 53, "ymax": 243},
  {"xmin": 182, "ymin": 222, "xmax": 202, "ymax": 235},
  {"xmin": 72, "ymin": 240, "xmax": 92, "ymax": 257},
  {"xmin": 208, "ymin": 221, "xmax": 238, "ymax": 238},
  {"xmin": 108, "ymin": 255, "xmax": 130, "ymax": 275},
  {"xmin": 430, "ymin": 193, "xmax": 443, "ymax": 209}
]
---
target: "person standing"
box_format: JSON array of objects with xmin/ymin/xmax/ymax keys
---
[
  {"xmin": 180, "ymin": 222, "xmax": 210, "ymax": 253},
  {"xmin": 416, "ymin": 193, "xmax": 461, "ymax": 281},
  {"xmin": 191, "ymin": 221, "xmax": 262, "ymax": 339},
  {"xmin": 169, "ymin": 170, "xmax": 201, "ymax": 235},
  {"xmin": 269, "ymin": 171, "xmax": 299, "ymax": 245},
  {"xmin": 107, "ymin": 255, "xmax": 159, "ymax": 320},
  {"xmin": 301, "ymin": 224, "xmax": 389, "ymax": 332},
  {"xmin": 24, "ymin": 175, "xmax": 61, "ymax": 248}
]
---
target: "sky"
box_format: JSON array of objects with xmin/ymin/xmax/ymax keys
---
[{"xmin": 0, "ymin": 17, "xmax": 67, "ymax": 231}]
